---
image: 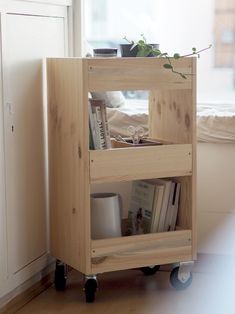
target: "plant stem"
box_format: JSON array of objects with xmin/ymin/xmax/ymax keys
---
[
  {"xmin": 165, "ymin": 56, "xmax": 191, "ymax": 78},
  {"xmin": 180, "ymin": 45, "xmax": 212, "ymax": 58}
]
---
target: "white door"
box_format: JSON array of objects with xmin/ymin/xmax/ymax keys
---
[{"xmin": 3, "ymin": 13, "xmax": 66, "ymax": 274}]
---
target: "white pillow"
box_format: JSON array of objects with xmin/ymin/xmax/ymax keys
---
[{"xmin": 91, "ymin": 91, "xmax": 125, "ymax": 108}]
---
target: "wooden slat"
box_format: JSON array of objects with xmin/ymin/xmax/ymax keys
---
[
  {"xmin": 47, "ymin": 58, "xmax": 91, "ymax": 274},
  {"xmin": 87, "ymin": 57, "xmax": 193, "ymax": 91},
  {"xmin": 91, "ymin": 230, "xmax": 192, "ymax": 273},
  {"xmin": 90, "ymin": 144, "xmax": 192, "ymax": 183},
  {"xmin": 92, "ymin": 230, "xmax": 191, "ymax": 257}
]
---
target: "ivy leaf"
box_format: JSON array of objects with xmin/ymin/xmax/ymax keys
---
[
  {"xmin": 163, "ymin": 64, "xmax": 173, "ymax": 69},
  {"xmin": 152, "ymin": 49, "xmax": 161, "ymax": 56},
  {"xmin": 173, "ymin": 53, "xmax": 180, "ymax": 59},
  {"xmin": 137, "ymin": 48, "xmax": 149, "ymax": 57}
]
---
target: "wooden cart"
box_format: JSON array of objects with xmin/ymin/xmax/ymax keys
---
[{"xmin": 47, "ymin": 57, "xmax": 196, "ymax": 302}]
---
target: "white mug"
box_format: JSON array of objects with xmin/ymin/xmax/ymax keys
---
[{"xmin": 90, "ymin": 193, "xmax": 122, "ymax": 239}]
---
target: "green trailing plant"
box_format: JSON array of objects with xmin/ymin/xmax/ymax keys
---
[{"xmin": 123, "ymin": 34, "xmax": 212, "ymax": 79}]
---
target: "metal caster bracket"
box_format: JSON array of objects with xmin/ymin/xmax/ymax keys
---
[
  {"xmin": 84, "ymin": 274, "xmax": 97, "ymax": 282},
  {"xmin": 177, "ymin": 261, "xmax": 194, "ymax": 283}
]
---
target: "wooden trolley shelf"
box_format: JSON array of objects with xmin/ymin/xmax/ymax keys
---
[
  {"xmin": 47, "ymin": 56, "xmax": 196, "ymax": 278},
  {"xmin": 91, "ymin": 230, "xmax": 192, "ymax": 273},
  {"xmin": 90, "ymin": 143, "xmax": 192, "ymax": 183},
  {"xmin": 87, "ymin": 57, "xmax": 193, "ymax": 91}
]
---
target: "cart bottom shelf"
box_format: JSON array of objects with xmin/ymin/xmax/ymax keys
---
[{"xmin": 91, "ymin": 230, "xmax": 193, "ymax": 273}]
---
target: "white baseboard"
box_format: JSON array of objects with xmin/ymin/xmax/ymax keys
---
[{"xmin": 0, "ymin": 255, "xmax": 55, "ymax": 311}]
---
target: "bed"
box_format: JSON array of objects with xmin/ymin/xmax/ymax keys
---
[
  {"xmin": 107, "ymin": 99, "xmax": 235, "ymax": 143},
  {"xmin": 106, "ymin": 99, "xmax": 235, "ymax": 255}
]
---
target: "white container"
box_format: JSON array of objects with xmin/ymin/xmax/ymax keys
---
[{"xmin": 91, "ymin": 193, "xmax": 122, "ymax": 239}]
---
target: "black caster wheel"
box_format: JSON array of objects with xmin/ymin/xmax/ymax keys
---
[
  {"xmin": 140, "ymin": 265, "xmax": 160, "ymax": 276},
  {"xmin": 54, "ymin": 261, "xmax": 67, "ymax": 291},
  {"xmin": 170, "ymin": 266, "xmax": 192, "ymax": 290},
  {"xmin": 84, "ymin": 278, "xmax": 98, "ymax": 303}
]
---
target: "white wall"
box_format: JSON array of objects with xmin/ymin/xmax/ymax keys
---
[{"xmin": 197, "ymin": 143, "xmax": 235, "ymax": 255}]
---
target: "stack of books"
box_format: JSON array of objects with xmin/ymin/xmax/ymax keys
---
[
  {"xmin": 88, "ymin": 99, "xmax": 111, "ymax": 150},
  {"xmin": 127, "ymin": 179, "xmax": 181, "ymax": 235}
]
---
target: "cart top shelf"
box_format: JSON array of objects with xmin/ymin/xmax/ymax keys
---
[{"xmin": 47, "ymin": 57, "xmax": 196, "ymax": 92}]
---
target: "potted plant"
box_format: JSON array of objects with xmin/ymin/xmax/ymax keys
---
[
  {"xmin": 120, "ymin": 35, "xmax": 159, "ymax": 57},
  {"xmin": 120, "ymin": 34, "xmax": 212, "ymax": 79}
]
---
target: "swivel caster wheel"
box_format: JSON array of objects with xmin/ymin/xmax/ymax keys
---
[
  {"xmin": 140, "ymin": 265, "xmax": 160, "ymax": 276},
  {"xmin": 170, "ymin": 266, "xmax": 192, "ymax": 290},
  {"xmin": 54, "ymin": 260, "xmax": 67, "ymax": 291},
  {"xmin": 84, "ymin": 277, "xmax": 98, "ymax": 303}
]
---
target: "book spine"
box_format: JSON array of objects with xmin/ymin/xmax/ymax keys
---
[
  {"xmin": 93, "ymin": 112, "xmax": 101, "ymax": 149},
  {"xmin": 100, "ymin": 103, "xmax": 111, "ymax": 148},
  {"xmin": 163, "ymin": 182, "xmax": 176, "ymax": 232},
  {"xmin": 169, "ymin": 182, "xmax": 181, "ymax": 231},
  {"xmin": 95, "ymin": 106, "xmax": 107, "ymax": 149},
  {"xmin": 88, "ymin": 101, "xmax": 97, "ymax": 149},
  {"xmin": 150, "ymin": 185, "xmax": 164, "ymax": 233},
  {"xmin": 157, "ymin": 181, "xmax": 172, "ymax": 232},
  {"xmin": 89, "ymin": 123, "xmax": 95, "ymax": 150}
]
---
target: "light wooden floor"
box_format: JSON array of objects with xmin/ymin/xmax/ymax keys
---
[{"xmin": 16, "ymin": 260, "xmax": 235, "ymax": 314}]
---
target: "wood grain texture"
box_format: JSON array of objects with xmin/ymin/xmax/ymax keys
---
[
  {"xmin": 191, "ymin": 57, "xmax": 197, "ymax": 259},
  {"xmin": 90, "ymin": 144, "xmax": 192, "ymax": 183},
  {"xmin": 149, "ymin": 89, "xmax": 194, "ymax": 144},
  {"xmin": 149, "ymin": 57, "xmax": 197, "ymax": 260},
  {"xmin": 47, "ymin": 58, "xmax": 91, "ymax": 274},
  {"xmin": 87, "ymin": 57, "xmax": 193, "ymax": 91},
  {"xmin": 92, "ymin": 230, "xmax": 191, "ymax": 257},
  {"xmin": 91, "ymin": 230, "xmax": 192, "ymax": 273}
]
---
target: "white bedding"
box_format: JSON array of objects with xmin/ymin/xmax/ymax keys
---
[
  {"xmin": 197, "ymin": 103, "xmax": 235, "ymax": 143},
  {"xmin": 107, "ymin": 100, "xmax": 235, "ymax": 143}
]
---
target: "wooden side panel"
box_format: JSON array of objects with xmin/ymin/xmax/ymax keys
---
[
  {"xmin": 91, "ymin": 230, "xmax": 192, "ymax": 273},
  {"xmin": 47, "ymin": 58, "xmax": 91, "ymax": 274},
  {"xmin": 90, "ymin": 144, "xmax": 192, "ymax": 183},
  {"xmin": 149, "ymin": 58, "xmax": 197, "ymax": 259},
  {"xmin": 88, "ymin": 58, "xmax": 193, "ymax": 91},
  {"xmin": 191, "ymin": 58, "xmax": 197, "ymax": 259},
  {"xmin": 149, "ymin": 89, "xmax": 194, "ymax": 144}
]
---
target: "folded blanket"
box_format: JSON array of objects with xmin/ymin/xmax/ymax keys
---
[{"xmin": 107, "ymin": 99, "xmax": 235, "ymax": 143}]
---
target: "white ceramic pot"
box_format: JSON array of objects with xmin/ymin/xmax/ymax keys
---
[{"xmin": 91, "ymin": 193, "xmax": 122, "ymax": 239}]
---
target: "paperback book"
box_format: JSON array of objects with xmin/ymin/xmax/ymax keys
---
[
  {"xmin": 128, "ymin": 178, "xmax": 181, "ymax": 235},
  {"xmin": 88, "ymin": 98, "xmax": 111, "ymax": 149},
  {"xmin": 128, "ymin": 180, "xmax": 156, "ymax": 235}
]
